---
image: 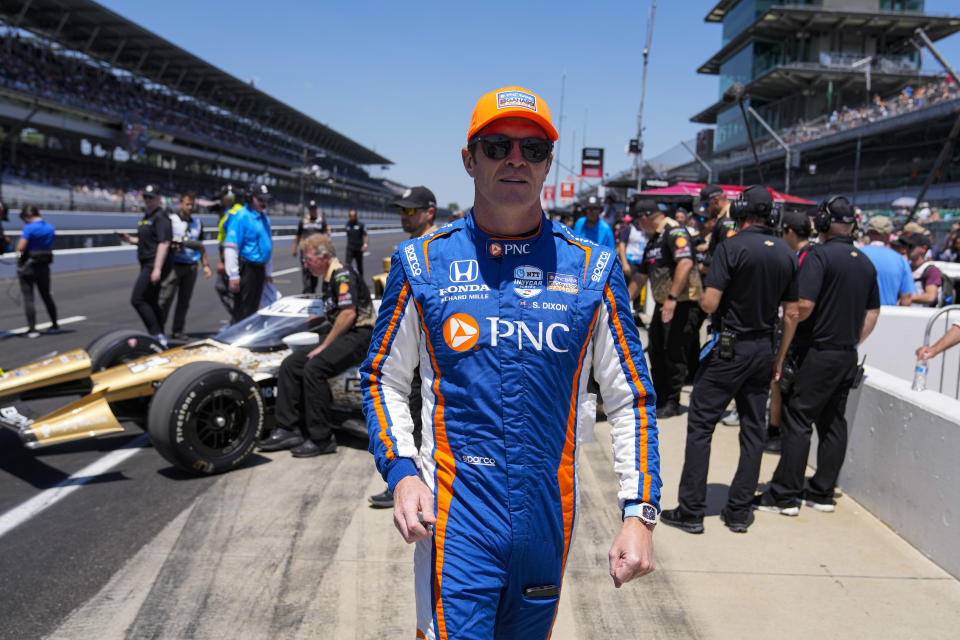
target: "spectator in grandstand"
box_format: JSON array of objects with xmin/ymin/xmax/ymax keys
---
[
  {"xmin": 16, "ymin": 205, "xmax": 58, "ymax": 338},
  {"xmin": 215, "ymin": 184, "xmax": 243, "ymax": 315},
  {"xmin": 122, "ymin": 184, "xmax": 173, "ymax": 345},
  {"xmin": 259, "ymin": 234, "xmax": 374, "ymax": 457},
  {"xmin": 938, "ymin": 226, "xmax": 960, "ymax": 262},
  {"xmin": 344, "ymin": 209, "xmax": 368, "ymax": 278},
  {"xmin": 158, "ymin": 192, "xmax": 210, "ymax": 340},
  {"xmin": 860, "ymin": 216, "xmax": 913, "ymax": 306},
  {"xmin": 224, "ymin": 184, "xmax": 274, "ymax": 323},
  {"xmin": 908, "ymin": 235, "xmax": 943, "ymax": 307},
  {"xmin": 292, "ymin": 200, "xmax": 329, "ymax": 294},
  {"xmin": 573, "ymin": 195, "xmax": 615, "ymax": 247}
]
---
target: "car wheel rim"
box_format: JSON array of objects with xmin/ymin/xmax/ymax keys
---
[{"xmin": 187, "ymin": 389, "xmax": 250, "ymax": 458}]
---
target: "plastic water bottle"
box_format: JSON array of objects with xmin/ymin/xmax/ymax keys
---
[{"xmin": 912, "ymin": 359, "xmax": 928, "ymax": 392}]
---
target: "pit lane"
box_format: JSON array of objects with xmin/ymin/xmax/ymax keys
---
[{"xmin": 0, "ymin": 229, "xmax": 408, "ymax": 639}]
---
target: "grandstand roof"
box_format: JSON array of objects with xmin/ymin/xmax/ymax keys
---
[
  {"xmin": 699, "ymin": 6, "xmax": 960, "ymax": 75},
  {"xmin": 1, "ymin": 0, "xmax": 391, "ymax": 166}
]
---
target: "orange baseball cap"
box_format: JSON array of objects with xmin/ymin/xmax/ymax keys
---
[{"xmin": 467, "ymin": 86, "xmax": 559, "ymax": 142}]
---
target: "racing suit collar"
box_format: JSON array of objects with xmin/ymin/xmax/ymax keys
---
[
  {"xmin": 466, "ymin": 208, "xmax": 550, "ymax": 259},
  {"xmin": 324, "ymin": 257, "xmax": 344, "ymax": 282}
]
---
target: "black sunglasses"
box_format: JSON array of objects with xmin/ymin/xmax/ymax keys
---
[{"xmin": 469, "ymin": 134, "xmax": 553, "ymax": 163}]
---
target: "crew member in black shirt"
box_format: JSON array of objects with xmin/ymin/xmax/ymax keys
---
[
  {"xmin": 661, "ymin": 185, "xmax": 799, "ymax": 534},
  {"xmin": 259, "ymin": 234, "xmax": 375, "ymax": 457},
  {"xmin": 292, "ymin": 200, "xmax": 329, "ymax": 293},
  {"xmin": 344, "ymin": 208, "xmax": 368, "ymax": 278},
  {"xmin": 631, "ymin": 198, "xmax": 703, "ymax": 418},
  {"xmin": 755, "ymin": 196, "xmax": 880, "ymax": 515},
  {"xmin": 122, "ymin": 184, "xmax": 173, "ymax": 345},
  {"xmin": 697, "ymin": 183, "xmax": 737, "ymax": 273}
]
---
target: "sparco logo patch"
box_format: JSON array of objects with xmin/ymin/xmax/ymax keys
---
[
  {"xmin": 404, "ymin": 244, "xmax": 421, "ymax": 276},
  {"xmin": 444, "ymin": 313, "xmax": 480, "ymax": 351},
  {"xmin": 461, "ymin": 454, "xmax": 496, "ymax": 466},
  {"xmin": 449, "ymin": 260, "xmax": 479, "ymax": 283},
  {"xmin": 592, "ymin": 251, "xmax": 611, "ymax": 282}
]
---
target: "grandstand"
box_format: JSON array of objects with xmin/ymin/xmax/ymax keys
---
[
  {"xmin": 0, "ymin": 0, "xmax": 397, "ymax": 217},
  {"xmin": 592, "ymin": 2, "xmax": 960, "ymax": 210}
]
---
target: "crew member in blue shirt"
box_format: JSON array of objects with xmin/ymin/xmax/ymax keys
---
[
  {"xmin": 223, "ymin": 183, "xmax": 273, "ymax": 323},
  {"xmin": 16, "ymin": 205, "xmax": 59, "ymax": 337},
  {"xmin": 573, "ymin": 195, "xmax": 615, "ymax": 248}
]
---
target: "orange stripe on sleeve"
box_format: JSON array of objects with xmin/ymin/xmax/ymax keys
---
[
  {"xmin": 369, "ymin": 283, "xmax": 411, "ymax": 460},
  {"xmin": 422, "ymin": 231, "xmax": 453, "ymax": 277},
  {"xmin": 603, "ymin": 284, "xmax": 652, "ymax": 499}
]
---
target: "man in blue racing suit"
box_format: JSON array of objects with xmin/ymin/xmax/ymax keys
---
[{"xmin": 361, "ymin": 86, "xmax": 661, "ymax": 640}]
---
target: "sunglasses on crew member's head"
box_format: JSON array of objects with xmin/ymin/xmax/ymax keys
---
[{"xmin": 469, "ymin": 134, "xmax": 553, "ymax": 163}]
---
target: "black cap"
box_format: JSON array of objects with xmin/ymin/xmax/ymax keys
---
[
  {"xmin": 822, "ymin": 195, "xmax": 855, "ymax": 225},
  {"xmin": 142, "ymin": 184, "xmax": 161, "ymax": 198},
  {"xmin": 586, "ymin": 196, "xmax": 601, "ymax": 209},
  {"xmin": 906, "ymin": 233, "xmax": 931, "ymax": 247},
  {"xmin": 248, "ymin": 183, "xmax": 273, "ymax": 201},
  {"xmin": 630, "ymin": 198, "xmax": 660, "ymax": 217},
  {"xmin": 308, "ymin": 199, "xmax": 318, "ymax": 208},
  {"xmin": 781, "ymin": 210, "xmax": 811, "ymax": 234},
  {"xmin": 392, "ymin": 186, "xmax": 436, "ymax": 209},
  {"xmin": 700, "ymin": 184, "xmax": 724, "ymax": 201},
  {"xmin": 741, "ymin": 184, "xmax": 773, "ymax": 206}
]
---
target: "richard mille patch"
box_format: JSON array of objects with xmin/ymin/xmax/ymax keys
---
[{"xmin": 513, "ymin": 265, "xmax": 543, "ymax": 298}]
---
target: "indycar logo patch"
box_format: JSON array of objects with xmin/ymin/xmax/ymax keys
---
[{"xmin": 444, "ymin": 313, "xmax": 480, "ymax": 352}]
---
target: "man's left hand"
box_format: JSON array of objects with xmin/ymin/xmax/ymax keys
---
[
  {"xmin": 661, "ymin": 299, "xmax": 677, "ymax": 324},
  {"xmin": 608, "ymin": 517, "xmax": 655, "ymax": 588},
  {"xmin": 202, "ymin": 265, "xmax": 212, "ymax": 279}
]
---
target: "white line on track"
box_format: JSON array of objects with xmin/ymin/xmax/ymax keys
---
[
  {"xmin": 0, "ymin": 315, "xmax": 87, "ymax": 339},
  {"xmin": 271, "ymin": 267, "xmax": 301, "ymax": 277},
  {"xmin": 0, "ymin": 434, "xmax": 150, "ymax": 539}
]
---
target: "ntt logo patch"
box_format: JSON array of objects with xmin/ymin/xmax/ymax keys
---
[
  {"xmin": 444, "ymin": 313, "xmax": 479, "ymax": 351},
  {"xmin": 461, "ymin": 454, "xmax": 496, "ymax": 466}
]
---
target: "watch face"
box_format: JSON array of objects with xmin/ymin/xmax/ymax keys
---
[{"xmin": 641, "ymin": 504, "xmax": 658, "ymax": 523}]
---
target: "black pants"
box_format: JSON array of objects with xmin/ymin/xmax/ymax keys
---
[
  {"xmin": 131, "ymin": 261, "xmax": 171, "ymax": 335},
  {"xmin": 767, "ymin": 346, "xmax": 857, "ymax": 503},
  {"xmin": 158, "ymin": 262, "xmax": 199, "ymax": 334},
  {"xmin": 230, "ymin": 260, "xmax": 266, "ymax": 324},
  {"xmin": 275, "ymin": 327, "xmax": 372, "ymax": 442},
  {"xmin": 686, "ymin": 306, "xmax": 706, "ymax": 382},
  {"xmin": 215, "ymin": 270, "xmax": 234, "ymax": 316},
  {"xmin": 301, "ymin": 266, "xmax": 318, "ymax": 294},
  {"xmin": 345, "ymin": 247, "xmax": 364, "ymax": 278},
  {"xmin": 648, "ymin": 300, "xmax": 699, "ymax": 406},
  {"xmin": 19, "ymin": 264, "xmax": 57, "ymax": 330},
  {"xmin": 678, "ymin": 335, "xmax": 773, "ymax": 518}
]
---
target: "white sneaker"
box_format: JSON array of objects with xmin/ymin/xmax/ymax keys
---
[
  {"xmin": 26, "ymin": 330, "xmax": 41, "ymax": 339},
  {"xmin": 154, "ymin": 333, "xmax": 169, "ymax": 348},
  {"xmin": 721, "ymin": 409, "xmax": 740, "ymax": 426}
]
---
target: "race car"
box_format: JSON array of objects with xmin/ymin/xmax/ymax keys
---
[{"xmin": 0, "ymin": 295, "xmax": 370, "ymax": 475}]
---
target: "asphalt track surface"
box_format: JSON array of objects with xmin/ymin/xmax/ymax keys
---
[{"xmin": 0, "ymin": 229, "xmax": 408, "ymax": 640}]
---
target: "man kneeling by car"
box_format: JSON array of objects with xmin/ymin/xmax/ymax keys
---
[{"xmin": 259, "ymin": 234, "xmax": 374, "ymax": 457}]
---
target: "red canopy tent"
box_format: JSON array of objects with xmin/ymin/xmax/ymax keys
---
[{"xmin": 639, "ymin": 181, "xmax": 815, "ymax": 205}]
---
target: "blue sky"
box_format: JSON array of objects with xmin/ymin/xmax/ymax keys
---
[{"xmin": 100, "ymin": 0, "xmax": 960, "ymax": 209}]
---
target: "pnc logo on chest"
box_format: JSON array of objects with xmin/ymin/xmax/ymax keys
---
[{"xmin": 487, "ymin": 239, "xmax": 531, "ymax": 259}]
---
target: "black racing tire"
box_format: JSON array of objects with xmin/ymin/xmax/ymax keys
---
[
  {"xmin": 148, "ymin": 362, "xmax": 265, "ymax": 475},
  {"xmin": 86, "ymin": 329, "xmax": 165, "ymax": 372}
]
